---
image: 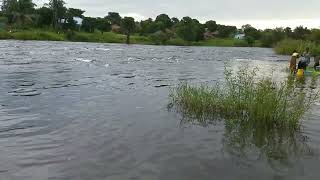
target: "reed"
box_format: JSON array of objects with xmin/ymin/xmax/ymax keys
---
[{"xmin": 170, "ymin": 67, "xmax": 318, "ymax": 130}]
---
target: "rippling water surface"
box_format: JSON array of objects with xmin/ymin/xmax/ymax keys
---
[{"xmin": 0, "ymin": 40, "xmax": 319, "ymax": 180}]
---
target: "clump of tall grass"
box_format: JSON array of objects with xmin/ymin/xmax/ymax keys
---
[
  {"xmin": 0, "ymin": 31, "xmax": 13, "ymax": 39},
  {"xmin": 170, "ymin": 67, "xmax": 318, "ymax": 130},
  {"xmin": 274, "ymin": 39, "xmax": 320, "ymax": 56}
]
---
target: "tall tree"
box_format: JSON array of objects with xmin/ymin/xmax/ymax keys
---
[
  {"xmin": 1, "ymin": 0, "xmax": 18, "ymax": 23},
  {"xmin": 205, "ymin": 20, "xmax": 217, "ymax": 32},
  {"xmin": 18, "ymin": 0, "xmax": 34, "ymax": 14},
  {"xmin": 67, "ymin": 8, "xmax": 84, "ymax": 18},
  {"xmin": 36, "ymin": 6, "xmax": 53, "ymax": 27},
  {"xmin": 96, "ymin": 17, "xmax": 111, "ymax": 34},
  {"xmin": 105, "ymin": 12, "xmax": 121, "ymax": 25},
  {"xmin": 155, "ymin": 14, "xmax": 172, "ymax": 31},
  {"xmin": 310, "ymin": 29, "xmax": 320, "ymax": 44},
  {"xmin": 81, "ymin": 17, "xmax": 96, "ymax": 33},
  {"xmin": 63, "ymin": 8, "xmax": 84, "ymax": 30},
  {"xmin": 243, "ymin": 24, "xmax": 261, "ymax": 40},
  {"xmin": 121, "ymin": 16, "xmax": 135, "ymax": 44},
  {"xmin": 171, "ymin": 17, "xmax": 179, "ymax": 26},
  {"xmin": 2, "ymin": 0, "xmax": 35, "ymax": 26},
  {"xmin": 292, "ymin": 26, "xmax": 311, "ymax": 40},
  {"xmin": 49, "ymin": 0, "xmax": 66, "ymax": 29},
  {"xmin": 139, "ymin": 18, "xmax": 153, "ymax": 35},
  {"xmin": 176, "ymin": 17, "xmax": 204, "ymax": 42},
  {"xmin": 284, "ymin": 27, "xmax": 292, "ymax": 38},
  {"xmin": 217, "ymin": 24, "xmax": 237, "ymax": 38}
]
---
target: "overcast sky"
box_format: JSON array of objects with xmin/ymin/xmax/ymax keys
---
[{"xmin": 35, "ymin": 0, "xmax": 320, "ymax": 29}]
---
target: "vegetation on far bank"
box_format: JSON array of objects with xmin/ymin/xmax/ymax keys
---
[
  {"xmin": 1, "ymin": 0, "xmax": 320, "ymax": 51},
  {"xmin": 170, "ymin": 67, "xmax": 319, "ymax": 131},
  {"xmin": 0, "ymin": 28, "xmax": 257, "ymax": 47}
]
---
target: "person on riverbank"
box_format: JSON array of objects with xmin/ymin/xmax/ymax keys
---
[{"xmin": 290, "ymin": 50, "xmax": 299, "ymax": 73}]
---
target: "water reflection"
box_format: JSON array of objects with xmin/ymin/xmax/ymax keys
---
[
  {"xmin": 174, "ymin": 75, "xmax": 320, "ymax": 172},
  {"xmin": 223, "ymin": 120, "xmax": 313, "ymax": 170}
]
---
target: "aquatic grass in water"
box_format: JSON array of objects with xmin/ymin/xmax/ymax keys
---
[
  {"xmin": 274, "ymin": 39, "xmax": 320, "ymax": 56},
  {"xmin": 170, "ymin": 67, "xmax": 319, "ymax": 130}
]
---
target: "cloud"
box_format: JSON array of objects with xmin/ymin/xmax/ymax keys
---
[{"xmin": 120, "ymin": 13, "xmax": 147, "ymax": 21}]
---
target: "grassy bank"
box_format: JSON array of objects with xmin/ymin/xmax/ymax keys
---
[
  {"xmin": 193, "ymin": 38, "xmax": 260, "ymax": 47},
  {"xmin": 170, "ymin": 67, "xmax": 318, "ymax": 130},
  {"xmin": 0, "ymin": 29, "xmax": 259, "ymax": 47},
  {"xmin": 274, "ymin": 39, "xmax": 320, "ymax": 56}
]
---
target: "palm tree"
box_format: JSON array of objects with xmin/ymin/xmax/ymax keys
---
[
  {"xmin": 48, "ymin": 0, "xmax": 66, "ymax": 29},
  {"xmin": 2, "ymin": 0, "xmax": 35, "ymax": 27}
]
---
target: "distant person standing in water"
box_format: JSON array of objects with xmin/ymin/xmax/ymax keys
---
[
  {"xmin": 290, "ymin": 50, "xmax": 299, "ymax": 73},
  {"xmin": 314, "ymin": 55, "xmax": 320, "ymax": 70},
  {"xmin": 302, "ymin": 47, "xmax": 311, "ymax": 66}
]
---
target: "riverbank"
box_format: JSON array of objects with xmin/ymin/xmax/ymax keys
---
[
  {"xmin": 0, "ymin": 29, "xmax": 258, "ymax": 47},
  {"xmin": 3, "ymin": 30, "xmax": 320, "ymax": 56}
]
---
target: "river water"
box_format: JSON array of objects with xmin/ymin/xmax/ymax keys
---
[{"xmin": 0, "ymin": 40, "xmax": 319, "ymax": 180}]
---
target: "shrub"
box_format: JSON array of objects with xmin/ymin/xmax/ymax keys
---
[
  {"xmin": 170, "ymin": 67, "xmax": 318, "ymax": 131},
  {"xmin": 66, "ymin": 32, "xmax": 90, "ymax": 42},
  {"xmin": 149, "ymin": 31, "xmax": 170, "ymax": 45},
  {"xmin": 0, "ymin": 31, "xmax": 13, "ymax": 39}
]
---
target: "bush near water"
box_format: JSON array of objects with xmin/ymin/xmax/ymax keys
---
[{"xmin": 170, "ymin": 67, "xmax": 319, "ymax": 131}]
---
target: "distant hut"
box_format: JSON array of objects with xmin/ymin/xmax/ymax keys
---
[
  {"xmin": 111, "ymin": 24, "xmax": 121, "ymax": 33},
  {"xmin": 203, "ymin": 28, "xmax": 219, "ymax": 40},
  {"xmin": 234, "ymin": 33, "xmax": 245, "ymax": 40}
]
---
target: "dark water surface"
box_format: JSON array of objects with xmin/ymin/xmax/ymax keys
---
[{"xmin": 0, "ymin": 40, "xmax": 319, "ymax": 180}]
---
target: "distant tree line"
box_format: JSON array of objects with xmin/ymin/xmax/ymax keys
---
[{"xmin": 1, "ymin": 0, "xmax": 320, "ymax": 45}]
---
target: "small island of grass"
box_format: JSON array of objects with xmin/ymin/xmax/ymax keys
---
[{"xmin": 170, "ymin": 67, "xmax": 319, "ymax": 131}]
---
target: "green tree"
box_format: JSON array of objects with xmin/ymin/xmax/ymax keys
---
[
  {"xmin": 36, "ymin": 6, "xmax": 53, "ymax": 27},
  {"xmin": 3, "ymin": 0, "xmax": 35, "ymax": 26},
  {"xmin": 67, "ymin": 8, "xmax": 84, "ymax": 18},
  {"xmin": 171, "ymin": 17, "xmax": 179, "ymax": 27},
  {"xmin": 217, "ymin": 24, "xmax": 237, "ymax": 38},
  {"xmin": 149, "ymin": 31, "xmax": 170, "ymax": 45},
  {"xmin": 155, "ymin": 13, "xmax": 172, "ymax": 31},
  {"xmin": 81, "ymin": 17, "xmax": 96, "ymax": 33},
  {"xmin": 310, "ymin": 29, "xmax": 320, "ymax": 44},
  {"xmin": 140, "ymin": 18, "xmax": 154, "ymax": 35},
  {"xmin": 105, "ymin": 12, "xmax": 121, "ymax": 25},
  {"xmin": 271, "ymin": 28, "xmax": 286, "ymax": 42},
  {"xmin": 194, "ymin": 19, "xmax": 205, "ymax": 41},
  {"xmin": 292, "ymin": 26, "xmax": 311, "ymax": 40},
  {"xmin": 242, "ymin": 24, "xmax": 261, "ymax": 40},
  {"xmin": 245, "ymin": 36, "xmax": 255, "ymax": 46},
  {"xmin": 260, "ymin": 31, "xmax": 273, "ymax": 47},
  {"xmin": 121, "ymin": 16, "xmax": 135, "ymax": 44},
  {"xmin": 63, "ymin": 8, "xmax": 84, "ymax": 30},
  {"xmin": 176, "ymin": 17, "xmax": 204, "ymax": 42},
  {"xmin": 49, "ymin": 0, "xmax": 66, "ymax": 29},
  {"xmin": 205, "ymin": 20, "xmax": 217, "ymax": 32},
  {"xmin": 96, "ymin": 17, "xmax": 111, "ymax": 34},
  {"xmin": 1, "ymin": 0, "xmax": 19, "ymax": 16},
  {"xmin": 17, "ymin": 0, "xmax": 34, "ymax": 14},
  {"xmin": 284, "ymin": 27, "xmax": 292, "ymax": 38}
]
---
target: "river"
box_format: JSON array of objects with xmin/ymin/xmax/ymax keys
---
[{"xmin": 0, "ymin": 40, "xmax": 319, "ymax": 180}]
